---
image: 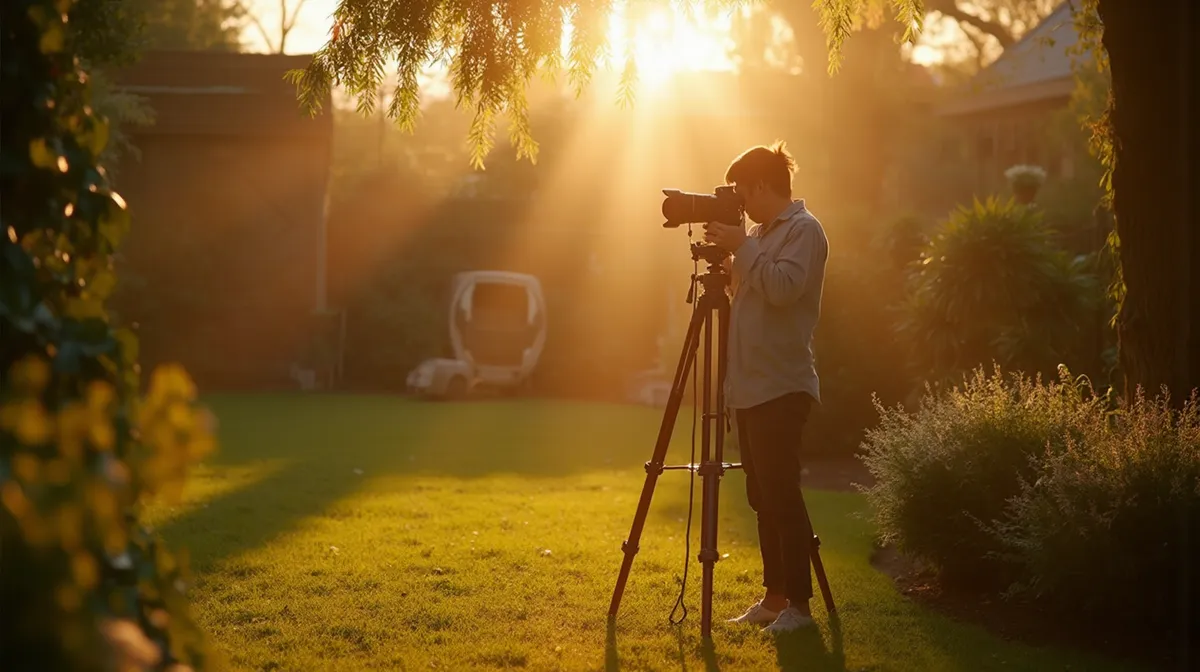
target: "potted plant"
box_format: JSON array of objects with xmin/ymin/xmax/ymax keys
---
[{"xmin": 1004, "ymin": 164, "xmax": 1047, "ymax": 205}]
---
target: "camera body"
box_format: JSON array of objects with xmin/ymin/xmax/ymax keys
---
[{"xmin": 661, "ymin": 185, "xmax": 743, "ymax": 228}]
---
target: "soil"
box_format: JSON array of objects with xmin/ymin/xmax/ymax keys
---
[{"xmin": 869, "ymin": 544, "xmax": 1182, "ymax": 671}]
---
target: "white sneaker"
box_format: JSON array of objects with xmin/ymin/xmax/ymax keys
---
[
  {"xmin": 761, "ymin": 607, "xmax": 815, "ymax": 633},
  {"xmin": 726, "ymin": 600, "xmax": 780, "ymax": 625}
]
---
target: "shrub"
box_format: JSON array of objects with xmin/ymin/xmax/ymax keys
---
[
  {"xmin": 863, "ymin": 364, "xmax": 1199, "ymax": 647},
  {"xmin": 2, "ymin": 3, "xmax": 214, "ymax": 670},
  {"xmin": 994, "ymin": 388, "xmax": 1199, "ymax": 635},
  {"xmin": 859, "ymin": 366, "xmax": 1108, "ymax": 589},
  {"xmin": 895, "ymin": 196, "xmax": 1100, "ymax": 388}
]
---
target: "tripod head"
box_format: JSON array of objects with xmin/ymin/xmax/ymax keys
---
[
  {"xmin": 685, "ymin": 242, "xmax": 730, "ymax": 304},
  {"xmin": 690, "ymin": 242, "xmax": 730, "ymax": 271}
]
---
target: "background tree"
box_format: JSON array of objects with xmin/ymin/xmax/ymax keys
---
[
  {"xmin": 73, "ymin": 0, "xmax": 245, "ymax": 55},
  {"xmin": 1085, "ymin": 0, "xmax": 1198, "ymax": 404},
  {"xmin": 238, "ymin": 0, "xmax": 312, "ymax": 54},
  {"xmin": 134, "ymin": 0, "xmax": 245, "ymax": 51}
]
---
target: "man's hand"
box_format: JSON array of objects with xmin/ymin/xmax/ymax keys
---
[{"xmin": 704, "ymin": 221, "xmax": 747, "ymax": 253}]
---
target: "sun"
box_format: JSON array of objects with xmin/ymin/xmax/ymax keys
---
[{"xmin": 607, "ymin": 1, "xmax": 737, "ymax": 85}]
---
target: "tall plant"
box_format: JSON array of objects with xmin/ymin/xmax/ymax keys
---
[
  {"xmin": 895, "ymin": 196, "xmax": 1098, "ymax": 387},
  {"xmin": 1, "ymin": 2, "xmax": 214, "ymax": 670}
]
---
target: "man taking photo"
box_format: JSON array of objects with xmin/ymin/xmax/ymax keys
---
[{"xmin": 702, "ymin": 141, "xmax": 830, "ymax": 634}]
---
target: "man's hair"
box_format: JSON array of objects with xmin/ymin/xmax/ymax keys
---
[{"xmin": 724, "ymin": 141, "xmax": 795, "ymax": 198}]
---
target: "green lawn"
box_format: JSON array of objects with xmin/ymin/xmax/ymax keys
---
[{"xmin": 145, "ymin": 395, "xmax": 1143, "ymax": 671}]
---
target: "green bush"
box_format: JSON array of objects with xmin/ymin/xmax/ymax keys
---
[
  {"xmin": 863, "ymin": 365, "xmax": 1199, "ymax": 646},
  {"xmin": 895, "ymin": 197, "xmax": 1100, "ymax": 388},
  {"xmin": 2, "ymin": 3, "xmax": 213, "ymax": 670},
  {"xmin": 994, "ymin": 388, "xmax": 1199, "ymax": 634},
  {"xmin": 859, "ymin": 366, "xmax": 1108, "ymax": 589}
]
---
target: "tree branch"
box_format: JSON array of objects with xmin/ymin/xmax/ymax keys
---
[
  {"xmin": 959, "ymin": 22, "xmax": 990, "ymax": 71},
  {"xmin": 280, "ymin": 0, "xmax": 312, "ymax": 53},
  {"xmin": 927, "ymin": 0, "xmax": 1015, "ymax": 48},
  {"xmin": 235, "ymin": 1, "xmax": 279, "ymax": 52}
]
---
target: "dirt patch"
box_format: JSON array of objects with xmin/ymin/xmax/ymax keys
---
[{"xmin": 870, "ymin": 544, "xmax": 1180, "ymax": 671}]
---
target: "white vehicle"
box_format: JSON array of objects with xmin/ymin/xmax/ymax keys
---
[{"xmin": 406, "ymin": 271, "xmax": 547, "ymax": 399}]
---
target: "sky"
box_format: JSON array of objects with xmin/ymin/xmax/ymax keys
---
[
  {"xmin": 240, "ymin": 0, "xmax": 340, "ymax": 54},
  {"xmin": 237, "ymin": 0, "xmax": 960, "ymax": 66}
]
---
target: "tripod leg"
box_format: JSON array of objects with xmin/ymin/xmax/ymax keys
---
[
  {"xmin": 609, "ymin": 304, "xmax": 705, "ymax": 619},
  {"xmin": 698, "ymin": 305, "xmax": 718, "ymax": 639},
  {"xmin": 697, "ymin": 288, "xmax": 730, "ymax": 639},
  {"xmin": 799, "ymin": 492, "xmax": 836, "ymax": 615},
  {"xmin": 811, "ymin": 542, "xmax": 835, "ymax": 615}
]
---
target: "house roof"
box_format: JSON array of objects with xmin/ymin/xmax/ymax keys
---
[
  {"xmin": 938, "ymin": 2, "xmax": 1081, "ymax": 117},
  {"xmin": 113, "ymin": 51, "xmax": 333, "ymax": 138}
]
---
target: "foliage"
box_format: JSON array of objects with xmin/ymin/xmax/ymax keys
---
[
  {"xmin": 130, "ymin": 0, "xmax": 245, "ymax": 51},
  {"xmin": 1062, "ymin": 0, "xmax": 1123, "ymax": 324},
  {"xmin": 88, "ymin": 70, "xmax": 157, "ymax": 178},
  {"xmin": 992, "ymin": 388, "xmax": 1199, "ymax": 636},
  {"xmin": 70, "ymin": 0, "xmax": 148, "ymax": 67},
  {"xmin": 862, "ymin": 366, "xmax": 1199, "ymax": 647},
  {"xmin": 882, "ymin": 213, "xmax": 928, "ymax": 269},
  {"xmin": 1, "ymin": 2, "xmax": 214, "ymax": 670},
  {"xmin": 286, "ymin": 0, "xmax": 926, "ymax": 168},
  {"xmin": 72, "ymin": 0, "xmax": 245, "ymax": 60},
  {"xmin": 859, "ymin": 366, "xmax": 1110, "ymax": 589},
  {"xmin": 918, "ymin": 0, "xmax": 1060, "ymax": 63},
  {"xmin": 895, "ymin": 196, "xmax": 1099, "ymax": 386},
  {"xmin": 69, "ymin": 0, "xmax": 244, "ymax": 176}
]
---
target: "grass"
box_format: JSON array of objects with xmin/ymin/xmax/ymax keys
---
[{"xmin": 145, "ymin": 394, "xmax": 1146, "ymax": 671}]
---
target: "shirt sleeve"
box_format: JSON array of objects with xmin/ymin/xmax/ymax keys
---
[{"xmin": 730, "ymin": 218, "xmax": 825, "ymax": 307}]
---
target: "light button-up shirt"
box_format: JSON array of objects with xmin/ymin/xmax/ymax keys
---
[{"xmin": 725, "ymin": 199, "xmax": 829, "ymax": 410}]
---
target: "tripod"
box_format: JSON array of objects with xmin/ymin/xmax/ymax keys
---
[{"xmin": 607, "ymin": 242, "xmax": 835, "ymax": 640}]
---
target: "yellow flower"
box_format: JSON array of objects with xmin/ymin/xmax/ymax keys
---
[{"xmin": 3, "ymin": 400, "xmax": 53, "ymax": 445}]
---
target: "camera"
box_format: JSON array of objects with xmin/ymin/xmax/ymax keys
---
[{"xmin": 661, "ymin": 185, "xmax": 743, "ymax": 228}]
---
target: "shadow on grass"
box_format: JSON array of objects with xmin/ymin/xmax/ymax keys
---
[
  {"xmin": 606, "ymin": 617, "xmax": 619, "ymax": 672},
  {"xmin": 774, "ymin": 614, "xmax": 844, "ymax": 672},
  {"xmin": 604, "ymin": 617, "xmax": 727, "ymax": 672},
  {"xmin": 604, "ymin": 615, "xmax": 843, "ymax": 672},
  {"xmin": 162, "ymin": 394, "xmax": 696, "ymax": 572},
  {"xmin": 200, "ymin": 394, "xmax": 682, "ymax": 476}
]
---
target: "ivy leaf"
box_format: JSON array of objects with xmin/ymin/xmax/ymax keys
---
[
  {"xmin": 114, "ymin": 327, "xmax": 139, "ymax": 366},
  {"xmin": 99, "ymin": 193, "xmax": 131, "ymax": 248},
  {"xmin": 38, "ymin": 21, "xmax": 64, "ymax": 54},
  {"xmin": 29, "ymin": 138, "xmax": 57, "ymax": 169},
  {"xmin": 84, "ymin": 118, "xmax": 111, "ymax": 159},
  {"xmin": 87, "ymin": 269, "xmax": 117, "ymax": 301},
  {"xmin": 65, "ymin": 296, "xmax": 107, "ymax": 321}
]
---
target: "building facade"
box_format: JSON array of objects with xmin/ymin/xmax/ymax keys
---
[
  {"xmin": 112, "ymin": 51, "xmax": 334, "ymax": 389},
  {"xmin": 938, "ymin": 3, "xmax": 1082, "ymax": 196}
]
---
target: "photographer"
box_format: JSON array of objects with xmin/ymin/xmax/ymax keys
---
[{"xmin": 703, "ymin": 142, "xmax": 829, "ymax": 634}]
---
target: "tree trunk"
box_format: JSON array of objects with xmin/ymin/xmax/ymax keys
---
[{"xmin": 1098, "ymin": 0, "xmax": 1198, "ymax": 403}]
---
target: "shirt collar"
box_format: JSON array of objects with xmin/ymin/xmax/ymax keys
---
[{"xmin": 760, "ymin": 199, "xmax": 806, "ymax": 235}]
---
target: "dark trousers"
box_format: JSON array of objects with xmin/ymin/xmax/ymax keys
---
[{"xmin": 735, "ymin": 392, "xmax": 814, "ymax": 605}]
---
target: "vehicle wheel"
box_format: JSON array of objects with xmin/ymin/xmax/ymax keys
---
[{"xmin": 445, "ymin": 376, "xmax": 468, "ymax": 400}]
